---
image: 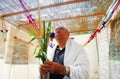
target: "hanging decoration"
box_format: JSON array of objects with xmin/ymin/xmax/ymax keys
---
[
  {"xmin": 19, "ymin": 0, "xmax": 40, "ymax": 36},
  {"xmin": 83, "ymin": 0, "xmax": 120, "ymax": 47},
  {"xmin": 49, "ymin": 32, "xmax": 55, "ymax": 48},
  {"xmin": 0, "ymin": 18, "xmax": 8, "ymax": 42},
  {"xmin": 19, "ymin": 0, "xmax": 52, "ymax": 63},
  {"xmin": 19, "ymin": 0, "xmax": 55, "ymax": 49}
]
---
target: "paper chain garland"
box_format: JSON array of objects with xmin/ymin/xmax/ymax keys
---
[{"xmin": 19, "ymin": 0, "xmax": 120, "ymax": 47}]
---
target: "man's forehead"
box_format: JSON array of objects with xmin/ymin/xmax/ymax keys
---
[
  {"xmin": 55, "ymin": 26, "xmax": 64, "ymax": 29},
  {"xmin": 55, "ymin": 26, "xmax": 68, "ymax": 30}
]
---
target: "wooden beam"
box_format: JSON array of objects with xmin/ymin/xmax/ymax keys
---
[
  {"xmin": 70, "ymin": 29, "xmax": 96, "ymax": 33},
  {"xmin": 2, "ymin": 0, "xmax": 89, "ymax": 17},
  {"xmin": 46, "ymin": 13, "xmax": 105, "ymax": 22},
  {"xmin": 18, "ymin": 13, "xmax": 105, "ymax": 27}
]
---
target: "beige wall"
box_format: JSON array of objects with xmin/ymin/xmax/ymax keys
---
[{"xmin": 0, "ymin": 19, "xmax": 39, "ymax": 79}]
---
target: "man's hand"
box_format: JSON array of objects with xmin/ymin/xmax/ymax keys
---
[{"xmin": 40, "ymin": 61, "xmax": 66, "ymax": 75}]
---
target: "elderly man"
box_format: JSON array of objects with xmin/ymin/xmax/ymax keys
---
[{"xmin": 40, "ymin": 26, "xmax": 90, "ymax": 79}]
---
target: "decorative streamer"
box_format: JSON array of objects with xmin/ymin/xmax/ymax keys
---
[
  {"xmin": 83, "ymin": 0, "xmax": 120, "ymax": 47},
  {"xmin": 112, "ymin": 0, "xmax": 120, "ymax": 13},
  {"xmin": 19, "ymin": 0, "xmax": 54, "ymax": 50},
  {"xmin": 19, "ymin": 0, "xmax": 40, "ymax": 35}
]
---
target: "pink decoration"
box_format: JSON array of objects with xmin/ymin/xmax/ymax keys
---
[
  {"xmin": 112, "ymin": 0, "xmax": 120, "ymax": 13},
  {"xmin": 19, "ymin": 0, "xmax": 40, "ymax": 35},
  {"xmin": 27, "ymin": 14, "xmax": 40, "ymax": 35}
]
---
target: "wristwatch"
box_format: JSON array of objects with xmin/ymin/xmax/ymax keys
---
[{"xmin": 65, "ymin": 66, "xmax": 70, "ymax": 76}]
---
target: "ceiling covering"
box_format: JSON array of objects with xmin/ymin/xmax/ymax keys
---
[{"xmin": 0, "ymin": 0, "xmax": 112, "ymax": 33}]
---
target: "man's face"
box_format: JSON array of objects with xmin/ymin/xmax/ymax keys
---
[{"xmin": 55, "ymin": 27, "xmax": 70, "ymax": 43}]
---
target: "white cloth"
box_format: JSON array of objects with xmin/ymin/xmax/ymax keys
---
[{"xmin": 47, "ymin": 39, "xmax": 90, "ymax": 79}]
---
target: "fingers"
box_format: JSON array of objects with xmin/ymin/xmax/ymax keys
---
[
  {"xmin": 40, "ymin": 61, "xmax": 54, "ymax": 73},
  {"xmin": 40, "ymin": 61, "xmax": 65, "ymax": 74},
  {"xmin": 44, "ymin": 61, "xmax": 52, "ymax": 65},
  {"xmin": 41, "ymin": 64, "xmax": 49, "ymax": 68},
  {"xmin": 44, "ymin": 61, "xmax": 61, "ymax": 74},
  {"xmin": 40, "ymin": 64, "xmax": 50, "ymax": 72}
]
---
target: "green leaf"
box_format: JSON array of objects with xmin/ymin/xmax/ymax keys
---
[
  {"xmin": 29, "ymin": 37, "xmax": 36, "ymax": 43},
  {"xmin": 35, "ymin": 49, "xmax": 43, "ymax": 59},
  {"xmin": 43, "ymin": 21, "xmax": 46, "ymax": 41},
  {"xmin": 28, "ymin": 31, "xmax": 36, "ymax": 36},
  {"xmin": 33, "ymin": 45, "xmax": 38, "ymax": 55},
  {"xmin": 44, "ymin": 22, "xmax": 51, "ymax": 52},
  {"xmin": 31, "ymin": 21, "xmax": 51, "ymax": 63}
]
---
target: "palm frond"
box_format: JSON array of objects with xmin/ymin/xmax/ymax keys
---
[{"xmin": 29, "ymin": 21, "xmax": 52, "ymax": 63}]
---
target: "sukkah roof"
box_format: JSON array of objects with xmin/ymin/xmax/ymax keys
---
[{"xmin": 0, "ymin": 0, "xmax": 112, "ymax": 33}]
